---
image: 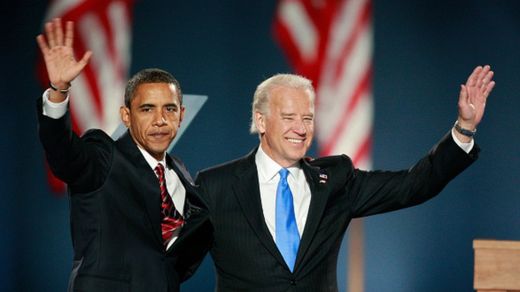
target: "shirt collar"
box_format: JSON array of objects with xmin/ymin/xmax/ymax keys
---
[
  {"xmin": 137, "ymin": 146, "xmax": 167, "ymax": 171},
  {"xmin": 255, "ymin": 144, "xmax": 301, "ymax": 182}
]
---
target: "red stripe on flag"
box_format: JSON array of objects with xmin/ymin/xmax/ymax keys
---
[
  {"xmin": 319, "ymin": 65, "xmax": 372, "ymax": 156},
  {"xmin": 73, "ymin": 35, "xmax": 104, "ymax": 126},
  {"xmin": 332, "ymin": 0, "xmax": 372, "ymax": 85}
]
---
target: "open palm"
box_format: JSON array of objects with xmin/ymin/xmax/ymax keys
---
[
  {"xmin": 36, "ymin": 18, "xmax": 91, "ymax": 88},
  {"xmin": 458, "ymin": 65, "xmax": 495, "ymax": 129}
]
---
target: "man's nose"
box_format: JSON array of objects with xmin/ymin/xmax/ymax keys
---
[
  {"xmin": 293, "ymin": 120, "xmax": 307, "ymax": 134},
  {"xmin": 154, "ymin": 111, "xmax": 167, "ymax": 125}
]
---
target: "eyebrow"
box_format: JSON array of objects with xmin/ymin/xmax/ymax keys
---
[
  {"xmin": 281, "ymin": 113, "xmax": 314, "ymax": 117},
  {"xmin": 138, "ymin": 103, "xmax": 179, "ymax": 109},
  {"xmin": 138, "ymin": 104, "xmax": 156, "ymax": 109}
]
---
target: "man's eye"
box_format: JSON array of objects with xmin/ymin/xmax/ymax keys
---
[
  {"xmin": 141, "ymin": 107, "xmax": 152, "ymax": 112},
  {"xmin": 166, "ymin": 106, "xmax": 177, "ymax": 112}
]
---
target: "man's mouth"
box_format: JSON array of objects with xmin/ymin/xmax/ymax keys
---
[
  {"xmin": 149, "ymin": 131, "xmax": 169, "ymax": 138},
  {"xmin": 286, "ymin": 138, "xmax": 304, "ymax": 144}
]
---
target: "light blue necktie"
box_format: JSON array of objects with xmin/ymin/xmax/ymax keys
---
[{"xmin": 275, "ymin": 168, "xmax": 300, "ymax": 272}]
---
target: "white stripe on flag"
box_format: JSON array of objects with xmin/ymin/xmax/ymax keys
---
[
  {"xmin": 278, "ymin": 0, "xmax": 318, "ymax": 62},
  {"xmin": 329, "ymin": 91, "xmax": 373, "ymax": 158},
  {"xmin": 327, "ymin": 0, "xmax": 366, "ymax": 58},
  {"xmin": 108, "ymin": 1, "xmax": 132, "ymax": 75},
  {"xmin": 70, "ymin": 74, "xmax": 101, "ymax": 131},
  {"xmin": 317, "ymin": 23, "xmax": 372, "ymax": 149},
  {"xmin": 44, "ymin": 0, "xmax": 84, "ymax": 20}
]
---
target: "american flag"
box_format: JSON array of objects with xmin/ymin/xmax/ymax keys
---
[
  {"xmin": 37, "ymin": 0, "xmax": 134, "ymax": 193},
  {"xmin": 274, "ymin": 0, "xmax": 373, "ymax": 291}
]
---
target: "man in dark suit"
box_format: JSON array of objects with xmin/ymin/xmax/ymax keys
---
[
  {"xmin": 196, "ymin": 67, "xmax": 494, "ymax": 291},
  {"xmin": 36, "ymin": 18, "xmax": 212, "ymax": 292}
]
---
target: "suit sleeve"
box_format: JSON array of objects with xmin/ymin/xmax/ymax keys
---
[
  {"xmin": 347, "ymin": 132, "xmax": 479, "ymax": 217},
  {"xmin": 37, "ymin": 97, "xmax": 113, "ymax": 193}
]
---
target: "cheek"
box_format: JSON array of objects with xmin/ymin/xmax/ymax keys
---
[
  {"xmin": 306, "ymin": 124, "xmax": 314, "ymax": 134},
  {"xmin": 132, "ymin": 118, "xmax": 148, "ymax": 136},
  {"xmin": 279, "ymin": 123, "xmax": 292, "ymax": 133},
  {"xmin": 167, "ymin": 113, "xmax": 181, "ymax": 123}
]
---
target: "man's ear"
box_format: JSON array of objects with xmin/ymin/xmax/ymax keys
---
[
  {"xmin": 254, "ymin": 111, "xmax": 266, "ymax": 134},
  {"xmin": 178, "ymin": 106, "xmax": 185, "ymax": 128},
  {"xmin": 120, "ymin": 106, "xmax": 130, "ymax": 127}
]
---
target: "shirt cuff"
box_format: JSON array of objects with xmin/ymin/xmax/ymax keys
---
[
  {"xmin": 42, "ymin": 88, "xmax": 69, "ymax": 119},
  {"xmin": 451, "ymin": 128, "xmax": 474, "ymax": 154}
]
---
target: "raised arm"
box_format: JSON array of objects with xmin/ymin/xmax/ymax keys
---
[
  {"xmin": 36, "ymin": 18, "xmax": 92, "ymax": 103},
  {"xmin": 454, "ymin": 65, "xmax": 495, "ymax": 143}
]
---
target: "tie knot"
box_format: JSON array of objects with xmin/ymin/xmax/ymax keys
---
[
  {"xmin": 279, "ymin": 168, "xmax": 289, "ymax": 181},
  {"xmin": 155, "ymin": 163, "xmax": 165, "ymax": 177}
]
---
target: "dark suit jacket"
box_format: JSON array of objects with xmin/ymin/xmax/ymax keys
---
[
  {"xmin": 37, "ymin": 99, "xmax": 212, "ymax": 292},
  {"xmin": 195, "ymin": 133, "xmax": 478, "ymax": 292}
]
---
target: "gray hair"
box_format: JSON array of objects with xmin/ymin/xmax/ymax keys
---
[
  {"xmin": 249, "ymin": 73, "xmax": 315, "ymax": 134},
  {"xmin": 124, "ymin": 68, "xmax": 182, "ymax": 107}
]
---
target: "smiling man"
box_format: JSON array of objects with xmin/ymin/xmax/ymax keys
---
[
  {"xmin": 195, "ymin": 70, "xmax": 494, "ymax": 291},
  {"xmin": 255, "ymin": 83, "xmax": 315, "ymax": 167},
  {"xmin": 36, "ymin": 19, "xmax": 212, "ymax": 292}
]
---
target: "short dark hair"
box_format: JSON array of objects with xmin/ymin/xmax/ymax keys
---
[{"xmin": 124, "ymin": 68, "xmax": 182, "ymax": 107}]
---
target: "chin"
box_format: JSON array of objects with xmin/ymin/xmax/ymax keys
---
[
  {"xmin": 288, "ymin": 154, "xmax": 305, "ymax": 163},
  {"xmin": 148, "ymin": 145, "xmax": 168, "ymax": 154},
  {"xmin": 291, "ymin": 148, "xmax": 307, "ymax": 156}
]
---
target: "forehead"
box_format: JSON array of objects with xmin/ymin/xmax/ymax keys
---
[
  {"xmin": 269, "ymin": 86, "xmax": 313, "ymax": 112},
  {"xmin": 132, "ymin": 83, "xmax": 180, "ymax": 104}
]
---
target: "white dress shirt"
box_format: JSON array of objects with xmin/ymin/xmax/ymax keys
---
[
  {"xmin": 138, "ymin": 148, "xmax": 186, "ymax": 250},
  {"xmin": 42, "ymin": 89, "xmax": 186, "ymax": 249},
  {"xmin": 255, "ymin": 145, "xmax": 311, "ymax": 241}
]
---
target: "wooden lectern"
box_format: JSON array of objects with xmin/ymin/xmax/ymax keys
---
[{"xmin": 474, "ymin": 239, "xmax": 520, "ymax": 292}]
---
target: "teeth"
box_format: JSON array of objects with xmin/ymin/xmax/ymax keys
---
[{"xmin": 287, "ymin": 138, "xmax": 303, "ymax": 143}]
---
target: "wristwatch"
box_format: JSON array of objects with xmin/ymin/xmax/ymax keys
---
[{"xmin": 453, "ymin": 121, "xmax": 477, "ymax": 137}]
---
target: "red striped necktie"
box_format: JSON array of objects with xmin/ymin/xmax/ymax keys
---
[{"xmin": 154, "ymin": 163, "xmax": 184, "ymax": 248}]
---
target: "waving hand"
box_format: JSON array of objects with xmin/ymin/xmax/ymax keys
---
[
  {"xmin": 36, "ymin": 18, "xmax": 92, "ymax": 101},
  {"xmin": 454, "ymin": 65, "xmax": 495, "ymax": 142}
]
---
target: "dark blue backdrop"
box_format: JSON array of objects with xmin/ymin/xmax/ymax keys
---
[{"xmin": 2, "ymin": 0, "xmax": 519, "ymax": 291}]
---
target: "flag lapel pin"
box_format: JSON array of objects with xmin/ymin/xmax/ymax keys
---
[{"xmin": 319, "ymin": 173, "xmax": 328, "ymax": 184}]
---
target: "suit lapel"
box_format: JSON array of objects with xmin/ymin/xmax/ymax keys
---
[
  {"xmin": 294, "ymin": 159, "xmax": 331, "ymax": 271},
  {"xmin": 116, "ymin": 131, "xmax": 163, "ymax": 247},
  {"xmin": 231, "ymin": 150, "xmax": 288, "ymax": 268}
]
